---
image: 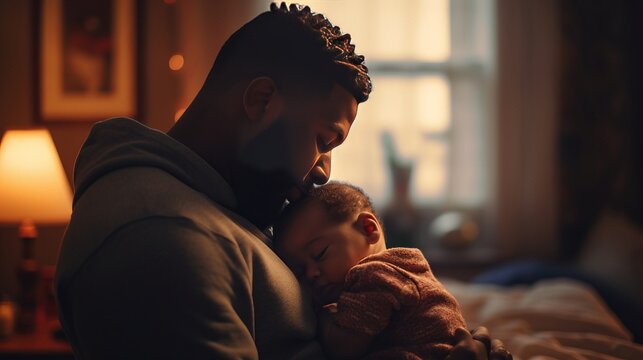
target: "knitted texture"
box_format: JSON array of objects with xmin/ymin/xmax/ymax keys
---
[{"xmin": 334, "ymin": 248, "xmax": 466, "ymax": 359}]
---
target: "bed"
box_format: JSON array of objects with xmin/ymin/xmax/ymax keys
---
[{"xmin": 443, "ymin": 278, "xmax": 643, "ymax": 359}]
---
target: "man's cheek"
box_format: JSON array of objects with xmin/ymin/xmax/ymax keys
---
[
  {"xmin": 282, "ymin": 142, "xmax": 312, "ymax": 182},
  {"xmin": 238, "ymin": 120, "xmax": 292, "ymax": 172}
]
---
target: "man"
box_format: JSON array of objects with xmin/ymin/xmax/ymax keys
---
[{"xmin": 55, "ymin": 3, "xmax": 509, "ymax": 359}]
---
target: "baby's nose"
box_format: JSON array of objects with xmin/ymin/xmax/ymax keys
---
[{"xmin": 305, "ymin": 264, "xmax": 320, "ymax": 282}]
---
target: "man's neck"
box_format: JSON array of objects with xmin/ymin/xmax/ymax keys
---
[{"xmin": 168, "ymin": 104, "xmax": 238, "ymax": 184}]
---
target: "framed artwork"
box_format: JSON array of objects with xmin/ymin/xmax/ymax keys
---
[{"xmin": 37, "ymin": 0, "xmax": 137, "ymax": 122}]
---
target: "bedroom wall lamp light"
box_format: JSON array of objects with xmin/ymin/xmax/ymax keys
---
[{"xmin": 0, "ymin": 128, "xmax": 72, "ymax": 332}]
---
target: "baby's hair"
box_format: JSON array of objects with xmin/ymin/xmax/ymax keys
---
[{"xmin": 274, "ymin": 181, "xmax": 378, "ymax": 240}]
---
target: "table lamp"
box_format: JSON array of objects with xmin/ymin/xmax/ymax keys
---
[{"xmin": 0, "ymin": 129, "xmax": 73, "ymax": 333}]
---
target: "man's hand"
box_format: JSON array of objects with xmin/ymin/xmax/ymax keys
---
[{"xmin": 446, "ymin": 327, "xmax": 512, "ymax": 360}]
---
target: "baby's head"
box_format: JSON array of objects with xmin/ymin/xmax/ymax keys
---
[{"xmin": 274, "ymin": 182, "xmax": 386, "ymax": 304}]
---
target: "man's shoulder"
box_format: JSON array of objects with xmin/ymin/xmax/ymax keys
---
[
  {"xmin": 99, "ymin": 216, "xmax": 252, "ymax": 274},
  {"xmin": 88, "ymin": 166, "xmax": 264, "ymax": 241},
  {"xmin": 57, "ymin": 166, "xmax": 266, "ymax": 292}
]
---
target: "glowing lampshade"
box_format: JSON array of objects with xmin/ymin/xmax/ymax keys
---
[{"xmin": 0, "ymin": 129, "xmax": 72, "ymax": 224}]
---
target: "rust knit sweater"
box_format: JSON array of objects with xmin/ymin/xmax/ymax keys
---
[{"xmin": 333, "ymin": 248, "xmax": 466, "ymax": 359}]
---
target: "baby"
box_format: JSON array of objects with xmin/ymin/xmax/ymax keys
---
[{"xmin": 274, "ymin": 181, "xmax": 467, "ymax": 360}]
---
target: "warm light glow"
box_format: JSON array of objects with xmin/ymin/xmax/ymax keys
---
[
  {"xmin": 0, "ymin": 129, "xmax": 73, "ymax": 224},
  {"xmin": 331, "ymin": 76, "xmax": 450, "ymax": 206},
  {"xmin": 169, "ymin": 54, "xmax": 184, "ymax": 71},
  {"xmin": 302, "ymin": 0, "xmax": 450, "ymax": 61},
  {"xmin": 415, "ymin": 0, "xmax": 451, "ymax": 61},
  {"xmin": 174, "ymin": 108, "xmax": 186, "ymax": 122},
  {"xmin": 416, "ymin": 76, "xmax": 451, "ymax": 132},
  {"xmin": 411, "ymin": 140, "xmax": 448, "ymax": 202}
]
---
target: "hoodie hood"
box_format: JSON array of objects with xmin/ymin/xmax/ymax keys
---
[{"xmin": 73, "ymin": 117, "xmax": 237, "ymax": 210}]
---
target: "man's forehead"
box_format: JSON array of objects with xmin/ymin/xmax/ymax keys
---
[{"xmin": 325, "ymin": 84, "xmax": 358, "ymax": 124}]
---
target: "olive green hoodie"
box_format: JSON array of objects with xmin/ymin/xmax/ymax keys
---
[{"xmin": 55, "ymin": 118, "xmax": 323, "ymax": 359}]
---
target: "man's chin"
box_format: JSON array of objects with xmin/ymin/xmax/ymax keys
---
[
  {"xmin": 285, "ymin": 187, "xmax": 303, "ymax": 204},
  {"xmin": 236, "ymin": 194, "xmax": 287, "ymax": 231},
  {"xmin": 285, "ymin": 181, "xmax": 316, "ymax": 205},
  {"xmin": 230, "ymin": 165, "xmax": 301, "ymax": 230}
]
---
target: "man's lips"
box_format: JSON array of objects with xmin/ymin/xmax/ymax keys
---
[
  {"xmin": 286, "ymin": 186, "xmax": 303, "ymax": 203},
  {"xmin": 286, "ymin": 182, "xmax": 313, "ymax": 203}
]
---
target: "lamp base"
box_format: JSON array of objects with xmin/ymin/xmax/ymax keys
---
[{"xmin": 15, "ymin": 219, "xmax": 39, "ymax": 333}]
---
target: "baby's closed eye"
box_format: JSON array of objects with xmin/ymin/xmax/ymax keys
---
[{"xmin": 314, "ymin": 246, "xmax": 329, "ymax": 261}]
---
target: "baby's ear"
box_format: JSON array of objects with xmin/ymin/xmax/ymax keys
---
[{"xmin": 356, "ymin": 212, "xmax": 381, "ymax": 244}]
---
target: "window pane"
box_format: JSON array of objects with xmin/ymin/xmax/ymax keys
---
[
  {"xmin": 294, "ymin": 0, "xmax": 493, "ymax": 209},
  {"xmin": 451, "ymin": 76, "xmax": 486, "ymax": 205},
  {"xmin": 411, "ymin": 140, "xmax": 448, "ymax": 203},
  {"xmin": 415, "ymin": 0, "xmax": 451, "ymax": 61},
  {"xmin": 416, "ymin": 76, "xmax": 451, "ymax": 132},
  {"xmin": 300, "ymin": 0, "xmax": 450, "ymax": 61},
  {"xmin": 331, "ymin": 75, "xmax": 450, "ymax": 207}
]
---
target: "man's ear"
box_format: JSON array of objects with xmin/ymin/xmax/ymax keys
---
[
  {"xmin": 356, "ymin": 212, "xmax": 381, "ymax": 244},
  {"xmin": 242, "ymin": 77, "xmax": 283, "ymax": 123}
]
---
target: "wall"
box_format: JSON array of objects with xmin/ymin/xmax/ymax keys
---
[{"xmin": 0, "ymin": 0, "xmax": 265, "ymax": 298}]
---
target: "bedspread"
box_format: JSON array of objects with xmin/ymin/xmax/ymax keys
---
[{"xmin": 443, "ymin": 278, "xmax": 643, "ymax": 360}]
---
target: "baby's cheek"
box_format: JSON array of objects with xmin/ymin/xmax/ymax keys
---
[{"xmin": 330, "ymin": 265, "xmax": 351, "ymax": 285}]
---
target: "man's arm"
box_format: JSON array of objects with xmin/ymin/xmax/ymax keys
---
[{"xmin": 70, "ymin": 217, "xmax": 257, "ymax": 359}]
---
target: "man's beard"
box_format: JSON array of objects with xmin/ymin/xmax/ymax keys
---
[
  {"xmin": 231, "ymin": 166, "xmax": 294, "ymax": 231},
  {"xmin": 231, "ymin": 116, "xmax": 302, "ymax": 230}
]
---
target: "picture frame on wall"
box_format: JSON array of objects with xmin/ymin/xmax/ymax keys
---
[{"xmin": 38, "ymin": 0, "xmax": 137, "ymax": 122}]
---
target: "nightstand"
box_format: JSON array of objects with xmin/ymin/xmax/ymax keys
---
[{"xmin": 0, "ymin": 316, "xmax": 72, "ymax": 360}]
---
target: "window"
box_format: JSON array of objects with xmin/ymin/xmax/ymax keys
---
[{"xmin": 303, "ymin": 0, "xmax": 496, "ymax": 254}]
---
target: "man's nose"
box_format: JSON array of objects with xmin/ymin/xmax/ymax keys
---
[{"xmin": 308, "ymin": 152, "xmax": 332, "ymax": 186}]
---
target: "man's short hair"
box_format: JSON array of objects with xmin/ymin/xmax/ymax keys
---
[
  {"xmin": 206, "ymin": 2, "xmax": 372, "ymax": 103},
  {"xmin": 274, "ymin": 181, "xmax": 378, "ymax": 240}
]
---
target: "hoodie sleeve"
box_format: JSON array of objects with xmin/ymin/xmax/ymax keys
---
[{"xmin": 69, "ymin": 216, "xmax": 257, "ymax": 360}]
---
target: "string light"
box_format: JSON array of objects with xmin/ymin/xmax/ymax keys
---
[{"xmin": 169, "ymin": 54, "xmax": 184, "ymax": 71}]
